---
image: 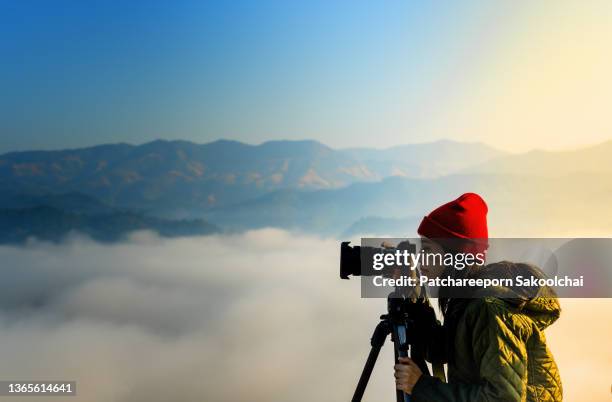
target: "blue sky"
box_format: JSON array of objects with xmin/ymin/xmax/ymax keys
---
[{"xmin": 2, "ymin": 1, "xmax": 610, "ymax": 153}]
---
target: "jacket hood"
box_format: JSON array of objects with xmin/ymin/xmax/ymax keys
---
[{"xmin": 468, "ymin": 261, "xmax": 561, "ymax": 330}]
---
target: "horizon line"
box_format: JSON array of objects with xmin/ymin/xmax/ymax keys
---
[{"xmin": 1, "ymin": 136, "xmax": 611, "ymax": 157}]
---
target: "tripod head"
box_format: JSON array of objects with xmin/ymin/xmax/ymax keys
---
[
  {"xmin": 386, "ymin": 287, "xmax": 431, "ymax": 367},
  {"xmin": 351, "ymin": 287, "xmax": 432, "ymax": 402}
]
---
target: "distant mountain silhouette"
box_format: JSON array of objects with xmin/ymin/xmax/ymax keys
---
[
  {"xmin": 0, "ymin": 205, "xmax": 220, "ymax": 244},
  {"xmin": 342, "ymin": 140, "xmax": 504, "ymax": 178},
  {"xmin": 341, "ymin": 216, "xmax": 421, "ymax": 238},
  {"xmin": 0, "ymin": 192, "xmax": 114, "ymax": 214},
  {"xmin": 463, "ymin": 140, "xmax": 612, "ymax": 176},
  {"xmin": 0, "ymin": 139, "xmax": 504, "ymax": 217},
  {"xmin": 2, "ymin": 138, "xmax": 611, "ymax": 239},
  {"xmin": 0, "ymin": 189, "xmax": 219, "ymax": 243},
  {"xmin": 204, "ymin": 171, "xmax": 612, "ymax": 237},
  {"xmin": 204, "ymin": 175, "xmax": 490, "ymax": 235}
]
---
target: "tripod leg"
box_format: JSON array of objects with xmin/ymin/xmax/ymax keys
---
[{"xmin": 351, "ymin": 321, "xmax": 390, "ymax": 402}]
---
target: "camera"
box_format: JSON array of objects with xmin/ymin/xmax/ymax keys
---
[{"xmin": 340, "ymin": 240, "xmax": 416, "ymax": 279}]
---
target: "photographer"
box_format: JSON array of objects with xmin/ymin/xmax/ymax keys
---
[{"xmin": 394, "ymin": 193, "xmax": 562, "ymax": 402}]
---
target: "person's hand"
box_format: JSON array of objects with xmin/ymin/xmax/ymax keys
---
[{"xmin": 394, "ymin": 357, "xmax": 423, "ymax": 394}]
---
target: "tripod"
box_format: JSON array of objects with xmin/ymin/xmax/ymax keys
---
[{"xmin": 351, "ymin": 289, "xmax": 430, "ymax": 402}]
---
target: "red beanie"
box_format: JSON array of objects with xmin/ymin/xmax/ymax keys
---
[{"xmin": 417, "ymin": 193, "xmax": 489, "ymax": 253}]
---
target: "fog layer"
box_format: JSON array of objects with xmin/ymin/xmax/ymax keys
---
[{"xmin": 0, "ymin": 230, "xmax": 608, "ymax": 401}]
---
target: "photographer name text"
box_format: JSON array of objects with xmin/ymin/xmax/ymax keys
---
[{"xmin": 372, "ymin": 275, "xmax": 584, "ymax": 288}]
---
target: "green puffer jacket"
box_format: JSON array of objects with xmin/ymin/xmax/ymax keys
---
[{"xmin": 413, "ymin": 269, "xmax": 563, "ymax": 401}]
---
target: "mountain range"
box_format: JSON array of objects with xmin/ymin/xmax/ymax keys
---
[
  {"xmin": 1, "ymin": 138, "xmax": 611, "ymax": 241},
  {"xmin": 0, "ymin": 193, "xmax": 219, "ymax": 244},
  {"xmin": 0, "ymin": 139, "xmax": 502, "ymax": 217}
]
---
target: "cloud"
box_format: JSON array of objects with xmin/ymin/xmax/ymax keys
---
[{"xmin": 0, "ymin": 230, "xmax": 608, "ymax": 401}]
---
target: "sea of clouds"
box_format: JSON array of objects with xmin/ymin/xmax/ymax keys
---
[{"xmin": 0, "ymin": 229, "xmax": 609, "ymax": 401}]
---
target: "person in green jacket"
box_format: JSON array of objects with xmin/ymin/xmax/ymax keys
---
[{"xmin": 394, "ymin": 193, "xmax": 562, "ymax": 402}]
